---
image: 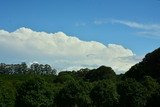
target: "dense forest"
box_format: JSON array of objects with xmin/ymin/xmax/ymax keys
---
[{"xmin": 0, "ymin": 48, "xmax": 160, "ymax": 107}]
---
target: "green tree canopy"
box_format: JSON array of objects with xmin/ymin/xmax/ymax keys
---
[
  {"xmin": 90, "ymin": 80, "xmax": 119, "ymax": 107},
  {"xmin": 141, "ymin": 76, "xmax": 160, "ymax": 107},
  {"xmin": 55, "ymin": 71, "xmax": 75, "ymax": 84},
  {"xmin": 85, "ymin": 66, "xmax": 116, "ymax": 82},
  {"xmin": 0, "ymin": 80, "xmax": 16, "ymax": 107},
  {"xmin": 56, "ymin": 80, "xmax": 92, "ymax": 107},
  {"xmin": 16, "ymin": 77, "xmax": 54, "ymax": 107},
  {"xmin": 118, "ymin": 79, "xmax": 148, "ymax": 107}
]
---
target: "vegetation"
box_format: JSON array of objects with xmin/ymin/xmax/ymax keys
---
[{"xmin": 0, "ymin": 48, "xmax": 160, "ymax": 107}]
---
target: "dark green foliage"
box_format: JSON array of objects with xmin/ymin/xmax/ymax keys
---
[
  {"xmin": 85, "ymin": 66, "xmax": 116, "ymax": 82},
  {"xmin": 118, "ymin": 79, "xmax": 148, "ymax": 107},
  {"xmin": 0, "ymin": 80, "xmax": 16, "ymax": 107},
  {"xmin": 125, "ymin": 48, "xmax": 160, "ymax": 81},
  {"xmin": 75, "ymin": 68, "xmax": 90, "ymax": 79},
  {"xmin": 16, "ymin": 77, "xmax": 54, "ymax": 107},
  {"xmin": 55, "ymin": 80, "xmax": 77, "ymax": 107},
  {"xmin": 141, "ymin": 76, "xmax": 159, "ymax": 97},
  {"xmin": 0, "ymin": 61, "xmax": 145, "ymax": 107},
  {"xmin": 30, "ymin": 63, "xmax": 56, "ymax": 75},
  {"xmin": 56, "ymin": 80, "xmax": 92, "ymax": 107},
  {"xmin": 141, "ymin": 76, "xmax": 160, "ymax": 107},
  {"xmin": 55, "ymin": 71, "xmax": 76, "ymax": 84},
  {"xmin": 145, "ymin": 88, "xmax": 160, "ymax": 107},
  {"xmin": 90, "ymin": 80, "xmax": 119, "ymax": 107},
  {"xmin": 76, "ymin": 81, "xmax": 92, "ymax": 107}
]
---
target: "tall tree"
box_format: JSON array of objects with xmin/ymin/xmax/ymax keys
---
[
  {"xmin": 0, "ymin": 63, "xmax": 8, "ymax": 74},
  {"xmin": 30, "ymin": 63, "xmax": 41, "ymax": 74},
  {"xmin": 44, "ymin": 64, "xmax": 52, "ymax": 75}
]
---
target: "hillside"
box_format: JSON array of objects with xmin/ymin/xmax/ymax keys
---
[{"xmin": 125, "ymin": 48, "xmax": 160, "ymax": 81}]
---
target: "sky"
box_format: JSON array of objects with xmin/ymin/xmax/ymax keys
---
[{"xmin": 0, "ymin": 0, "xmax": 160, "ymax": 73}]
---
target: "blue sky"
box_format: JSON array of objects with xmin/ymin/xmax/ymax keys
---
[
  {"xmin": 0, "ymin": 0, "xmax": 160, "ymax": 73},
  {"xmin": 0, "ymin": 0, "xmax": 160, "ymax": 55}
]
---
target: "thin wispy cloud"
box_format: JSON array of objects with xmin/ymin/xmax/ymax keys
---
[
  {"xmin": 112, "ymin": 19, "xmax": 160, "ymax": 37},
  {"xmin": 94, "ymin": 19, "xmax": 109, "ymax": 25},
  {"xmin": 112, "ymin": 19, "xmax": 160, "ymax": 31},
  {"xmin": 94, "ymin": 20, "xmax": 106, "ymax": 25},
  {"xmin": 94, "ymin": 19, "xmax": 160, "ymax": 37},
  {"xmin": 75, "ymin": 22, "xmax": 86, "ymax": 27}
]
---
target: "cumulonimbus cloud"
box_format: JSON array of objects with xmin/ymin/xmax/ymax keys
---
[{"xmin": 0, "ymin": 27, "xmax": 140, "ymax": 74}]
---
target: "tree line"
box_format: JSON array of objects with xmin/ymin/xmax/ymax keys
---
[
  {"xmin": 0, "ymin": 48, "xmax": 160, "ymax": 107},
  {"xmin": 0, "ymin": 62, "xmax": 56, "ymax": 75}
]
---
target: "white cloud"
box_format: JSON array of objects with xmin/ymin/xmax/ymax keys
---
[
  {"xmin": 94, "ymin": 19, "xmax": 160, "ymax": 37},
  {"xmin": 0, "ymin": 27, "xmax": 140, "ymax": 74},
  {"xmin": 112, "ymin": 19, "xmax": 160, "ymax": 30},
  {"xmin": 112, "ymin": 19, "xmax": 160, "ymax": 37}
]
